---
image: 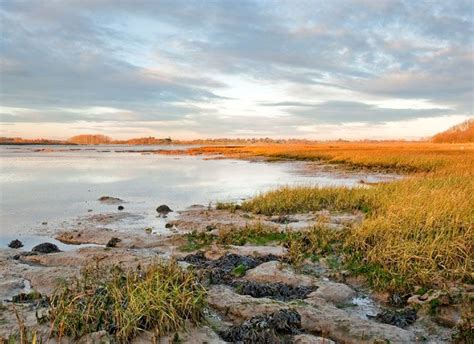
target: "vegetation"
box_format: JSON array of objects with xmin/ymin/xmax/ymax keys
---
[
  {"xmin": 432, "ymin": 118, "xmax": 474, "ymax": 143},
  {"xmin": 189, "ymin": 142, "xmax": 473, "ymax": 293},
  {"xmin": 180, "ymin": 230, "xmax": 216, "ymax": 252},
  {"xmin": 283, "ymin": 225, "xmax": 348, "ymax": 267},
  {"xmin": 48, "ymin": 260, "xmax": 206, "ymax": 342},
  {"xmin": 217, "ymin": 223, "xmax": 287, "ymax": 246},
  {"xmin": 179, "ymin": 224, "xmax": 287, "ymax": 252}
]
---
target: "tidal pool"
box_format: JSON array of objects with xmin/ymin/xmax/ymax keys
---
[{"xmin": 0, "ymin": 145, "xmax": 397, "ymax": 244}]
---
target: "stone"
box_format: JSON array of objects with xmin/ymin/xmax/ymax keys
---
[
  {"xmin": 98, "ymin": 196, "xmax": 123, "ymax": 204},
  {"xmin": 243, "ymin": 261, "xmax": 317, "ymax": 287},
  {"xmin": 307, "ymin": 281, "xmax": 356, "ymax": 304},
  {"xmin": 435, "ymin": 305, "xmax": 462, "ymax": 328},
  {"xmin": 31, "ymin": 242, "xmax": 61, "ymax": 254},
  {"xmin": 156, "ymin": 204, "xmax": 173, "ymax": 214}
]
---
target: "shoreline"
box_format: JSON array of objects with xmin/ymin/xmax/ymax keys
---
[{"xmin": 0, "ymin": 143, "xmax": 472, "ymax": 343}]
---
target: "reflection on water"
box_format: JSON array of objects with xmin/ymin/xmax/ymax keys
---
[{"xmin": 1, "ymin": 145, "xmax": 395, "ymax": 239}]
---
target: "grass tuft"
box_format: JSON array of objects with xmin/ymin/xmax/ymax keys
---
[{"xmin": 48, "ymin": 260, "xmax": 206, "ymax": 342}]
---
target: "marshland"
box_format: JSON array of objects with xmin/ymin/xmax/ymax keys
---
[
  {"xmin": 1, "ymin": 1, "xmax": 474, "ymax": 343},
  {"xmin": 0, "ymin": 141, "xmax": 472, "ymax": 343}
]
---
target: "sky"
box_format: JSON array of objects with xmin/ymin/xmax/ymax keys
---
[{"xmin": 0, "ymin": 0, "xmax": 473, "ymax": 140}]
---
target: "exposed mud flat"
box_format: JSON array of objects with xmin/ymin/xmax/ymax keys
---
[{"xmin": 1, "ymin": 199, "xmax": 461, "ymax": 343}]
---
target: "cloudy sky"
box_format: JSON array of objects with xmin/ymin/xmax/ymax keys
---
[{"xmin": 0, "ymin": 0, "xmax": 472, "ymax": 140}]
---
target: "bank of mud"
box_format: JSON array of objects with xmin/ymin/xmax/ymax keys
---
[{"xmin": 1, "ymin": 202, "xmax": 469, "ymax": 343}]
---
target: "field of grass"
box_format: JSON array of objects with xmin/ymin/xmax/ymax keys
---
[{"xmin": 178, "ymin": 142, "xmax": 474, "ymax": 292}]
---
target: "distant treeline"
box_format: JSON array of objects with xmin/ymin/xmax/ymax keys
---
[
  {"xmin": 431, "ymin": 118, "xmax": 474, "ymax": 143},
  {"xmin": 0, "ymin": 134, "xmax": 417, "ymax": 145},
  {"xmin": 2, "ymin": 118, "xmax": 473, "ymax": 145}
]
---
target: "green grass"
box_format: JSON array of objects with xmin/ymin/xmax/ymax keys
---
[
  {"xmin": 179, "ymin": 224, "xmax": 287, "ymax": 252},
  {"xmin": 48, "ymin": 260, "xmax": 206, "ymax": 342},
  {"xmin": 180, "ymin": 230, "xmax": 216, "ymax": 252},
  {"xmin": 217, "ymin": 223, "xmax": 287, "ymax": 246}
]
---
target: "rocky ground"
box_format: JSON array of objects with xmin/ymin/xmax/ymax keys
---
[{"xmin": 0, "ymin": 204, "xmax": 467, "ymax": 343}]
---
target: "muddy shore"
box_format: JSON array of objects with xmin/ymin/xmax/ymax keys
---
[{"xmin": 1, "ymin": 199, "xmax": 465, "ymax": 343}]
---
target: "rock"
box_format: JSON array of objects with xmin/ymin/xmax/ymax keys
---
[
  {"xmin": 8, "ymin": 239, "xmax": 23, "ymax": 249},
  {"xmin": 307, "ymin": 281, "xmax": 355, "ymax": 304},
  {"xmin": 106, "ymin": 237, "xmax": 121, "ymax": 248},
  {"xmin": 244, "ymin": 261, "xmax": 317, "ymax": 287},
  {"xmin": 208, "ymin": 285, "xmax": 286, "ymax": 322},
  {"xmin": 98, "ymin": 196, "xmax": 123, "ymax": 204},
  {"xmin": 118, "ymin": 205, "xmax": 124, "ymax": 211},
  {"xmin": 293, "ymin": 334, "xmax": 335, "ymax": 344},
  {"xmin": 165, "ymin": 223, "xmax": 173, "ymax": 229},
  {"xmin": 156, "ymin": 204, "xmax": 173, "ymax": 214},
  {"xmin": 297, "ymin": 301, "xmax": 415, "ymax": 344},
  {"xmin": 208, "ymin": 286, "xmax": 415, "ymax": 344},
  {"xmin": 435, "ymin": 305, "xmax": 462, "ymax": 328},
  {"xmin": 31, "ymin": 242, "xmax": 61, "ymax": 254}
]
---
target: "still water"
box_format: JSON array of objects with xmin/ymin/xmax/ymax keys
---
[{"xmin": 0, "ymin": 145, "xmax": 394, "ymax": 245}]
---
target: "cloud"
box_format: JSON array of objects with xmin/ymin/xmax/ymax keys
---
[{"xmin": 0, "ymin": 0, "xmax": 472, "ymax": 138}]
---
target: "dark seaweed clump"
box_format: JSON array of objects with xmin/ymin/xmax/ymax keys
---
[
  {"xmin": 106, "ymin": 237, "xmax": 121, "ymax": 248},
  {"xmin": 219, "ymin": 309, "xmax": 301, "ymax": 343},
  {"xmin": 8, "ymin": 239, "xmax": 23, "ymax": 249},
  {"xmin": 233, "ymin": 280, "xmax": 315, "ymax": 301},
  {"xmin": 181, "ymin": 252, "xmax": 279, "ymax": 284},
  {"xmin": 370, "ymin": 308, "xmax": 417, "ymax": 328}
]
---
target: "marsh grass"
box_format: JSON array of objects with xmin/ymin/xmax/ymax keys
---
[
  {"xmin": 202, "ymin": 143, "xmax": 474, "ymax": 293},
  {"xmin": 48, "ymin": 260, "xmax": 206, "ymax": 342},
  {"xmin": 283, "ymin": 224, "xmax": 348, "ymax": 267}
]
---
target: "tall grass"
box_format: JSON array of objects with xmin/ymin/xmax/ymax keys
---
[
  {"xmin": 48, "ymin": 260, "xmax": 206, "ymax": 342},
  {"xmin": 198, "ymin": 143, "xmax": 473, "ymax": 292}
]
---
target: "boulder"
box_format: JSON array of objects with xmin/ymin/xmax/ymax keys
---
[
  {"xmin": 156, "ymin": 204, "xmax": 173, "ymax": 214},
  {"xmin": 307, "ymin": 281, "xmax": 356, "ymax": 304},
  {"xmin": 208, "ymin": 285, "xmax": 286, "ymax": 322},
  {"xmin": 31, "ymin": 242, "xmax": 61, "ymax": 254},
  {"xmin": 243, "ymin": 261, "xmax": 317, "ymax": 287}
]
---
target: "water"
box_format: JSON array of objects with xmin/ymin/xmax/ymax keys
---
[{"xmin": 1, "ymin": 145, "xmax": 395, "ymax": 244}]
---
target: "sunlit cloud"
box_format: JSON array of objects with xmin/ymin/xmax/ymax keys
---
[{"xmin": 0, "ymin": 0, "xmax": 472, "ymax": 139}]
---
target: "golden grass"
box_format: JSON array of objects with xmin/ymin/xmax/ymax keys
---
[{"xmin": 177, "ymin": 142, "xmax": 474, "ymax": 292}]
